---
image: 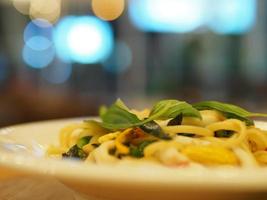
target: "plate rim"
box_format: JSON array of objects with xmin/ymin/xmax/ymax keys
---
[{"xmin": 1, "ymin": 118, "xmax": 267, "ymax": 192}]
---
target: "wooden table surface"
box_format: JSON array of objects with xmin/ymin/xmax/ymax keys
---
[{"xmin": 0, "ymin": 176, "xmax": 101, "ymax": 200}]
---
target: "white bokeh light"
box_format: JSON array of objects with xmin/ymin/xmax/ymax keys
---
[
  {"xmin": 54, "ymin": 16, "xmax": 113, "ymax": 64},
  {"xmin": 129, "ymin": 0, "xmax": 206, "ymax": 33},
  {"xmin": 67, "ymin": 25, "xmax": 102, "ymax": 57}
]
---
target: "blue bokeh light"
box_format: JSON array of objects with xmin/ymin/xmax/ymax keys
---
[
  {"xmin": 129, "ymin": 0, "xmax": 206, "ymax": 33},
  {"xmin": 24, "ymin": 19, "xmax": 53, "ymax": 50},
  {"xmin": 54, "ymin": 16, "xmax": 114, "ymax": 64},
  {"xmin": 102, "ymin": 41, "xmax": 132, "ymax": 74},
  {"xmin": 129, "ymin": 0, "xmax": 256, "ymax": 34},
  {"xmin": 26, "ymin": 36, "xmax": 52, "ymax": 51},
  {"xmin": 209, "ymin": 0, "xmax": 256, "ymax": 34},
  {"xmin": 23, "ymin": 45, "xmax": 55, "ymax": 69}
]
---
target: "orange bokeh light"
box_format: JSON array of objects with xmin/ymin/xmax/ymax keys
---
[{"xmin": 92, "ymin": 0, "xmax": 125, "ymax": 21}]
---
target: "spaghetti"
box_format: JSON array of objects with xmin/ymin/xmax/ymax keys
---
[{"xmin": 47, "ymin": 99, "xmax": 267, "ymax": 168}]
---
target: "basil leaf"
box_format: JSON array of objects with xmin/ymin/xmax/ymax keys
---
[
  {"xmin": 193, "ymin": 101, "xmax": 267, "ymax": 125},
  {"xmin": 99, "ymin": 106, "xmax": 107, "ymax": 119},
  {"xmin": 115, "ymin": 98, "xmax": 130, "ymax": 111},
  {"xmin": 83, "ymin": 120, "xmax": 110, "ymax": 134},
  {"xmin": 99, "ymin": 99, "xmax": 128, "ymax": 119},
  {"xmin": 148, "ymin": 100, "xmax": 201, "ymax": 121},
  {"xmin": 101, "ymin": 103, "xmax": 142, "ymax": 130},
  {"xmin": 99, "ymin": 99, "xmax": 201, "ymax": 131},
  {"xmin": 193, "ymin": 101, "xmax": 267, "ymax": 117},
  {"xmin": 140, "ymin": 121, "xmax": 171, "ymax": 140},
  {"xmin": 224, "ymin": 113, "xmax": 254, "ymax": 126}
]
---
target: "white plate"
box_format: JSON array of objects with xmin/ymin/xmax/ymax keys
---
[{"xmin": 0, "ymin": 119, "xmax": 267, "ymax": 200}]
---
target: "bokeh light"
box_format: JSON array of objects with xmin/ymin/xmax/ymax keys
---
[
  {"xmin": 24, "ymin": 19, "xmax": 53, "ymax": 41},
  {"xmin": 54, "ymin": 16, "xmax": 114, "ymax": 64},
  {"xmin": 67, "ymin": 23, "xmax": 103, "ymax": 62},
  {"xmin": 30, "ymin": 0, "xmax": 61, "ymax": 24},
  {"xmin": 53, "ymin": 16, "xmax": 75, "ymax": 63},
  {"xmin": 13, "ymin": 0, "xmax": 30, "ymax": 15},
  {"xmin": 24, "ymin": 19, "xmax": 53, "ymax": 51},
  {"xmin": 209, "ymin": 0, "xmax": 256, "ymax": 34},
  {"xmin": 129, "ymin": 0, "xmax": 256, "ymax": 34},
  {"xmin": 41, "ymin": 60, "xmax": 72, "ymax": 84},
  {"xmin": 23, "ymin": 19, "xmax": 55, "ymax": 68},
  {"xmin": 129, "ymin": 0, "xmax": 206, "ymax": 33},
  {"xmin": 23, "ymin": 45, "xmax": 55, "ymax": 68},
  {"xmin": 102, "ymin": 41, "xmax": 132, "ymax": 74},
  {"xmin": 92, "ymin": 0, "xmax": 125, "ymax": 21},
  {"xmin": 26, "ymin": 36, "xmax": 52, "ymax": 51}
]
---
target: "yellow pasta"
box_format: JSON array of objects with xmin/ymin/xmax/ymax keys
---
[
  {"xmin": 115, "ymin": 128, "xmax": 132, "ymax": 154},
  {"xmin": 254, "ymin": 151, "xmax": 267, "ymax": 164},
  {"xmin": 181, "ymin": 145, "xmax": 239, "ymax": 166},
  {"xmin": 163, "ymin": 125, "xmax": 213, "ymax": 137},
  {"xmin": 48, "ymin": 99, "xmax": 267, "ymax": 168}
]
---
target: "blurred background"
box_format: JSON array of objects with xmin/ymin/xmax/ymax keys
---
[{"xmin": 0, "ymin": 0, "xmax": 266, "ymax": 127}]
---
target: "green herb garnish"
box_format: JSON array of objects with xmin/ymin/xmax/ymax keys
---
[
  {"xmin": 214, "ymin": 130, "xmax": 235, "ymax": 138},
  {"xmin": 99, "ymin": 106, "xmax": 108, "ymax": 119},
  {"xmin": 193, "ymin": 101, "xmax": 267, "ymax": 126},
  {"xmin": 177, "ymin": 133, "xmax": 195, "ymax": 137},
  {"xmin": 96, "ymin": 99, "xmax": 267, "ymax": 136},
  {"xmin": 129, "ymin": 140, "xmax": 155, "ymax": 158},
  {"xmin": 62, "ymin": 136, "xmax": 92, "ymax": 159},
  {"xmin": 100, "ymin": 100, "xmax": 142, "ymax": 130},
  {"xmin": 100, "ymin": 99, "xmax": 201, "ymax": 132},
  {"xmin": 149, "ymin": 100, "xmax": 201, "ymax": 120},
  {"xmin": 62, "ymin": 145, "xmax": 87, "ymax": 160},
  {"xmin": 167, "ymin": 114, "xmax": 183, "ymax": 126},
  {"xmin": 77, "ymin": 136, "xmax": 92, "ymax": 148},
  {"xmin": 140, "ymin": 121, "xmax": 171, "ymax": 140}
]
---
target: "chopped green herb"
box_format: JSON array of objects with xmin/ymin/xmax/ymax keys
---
[
  {"xmin": 108, "ymin": 147, "xmax": 116, "ymax": 155},
  {"xmin": 177, "ymin": 133, "xmax": 195, "ymax": 137},
  {"xmin": 129, "ymin": 140, "xmax": 155, "ymax": 158},
  {"xmin": 62, "ymin": 145, "xmax": 87, "ymax": 160},
  {"xmin": 77, "ymin": 136, "xmax": 92, "ymax": 148},
  {"xmin": 129, "ymin": 147, "xmax": 142, "ymax": 158},
  {"xmin": 214, "ymin": 130, "xmax": 235, "ymax": 138},
  {"xmin": 91, "ymin": 143, "xmax": 100, "ymax": 148},
  {"xmin": 140, "ymin": 121, "xmax": 171, "ymax": 140},
  {"xmin": 167, "ymin": 114, "xmax": 183, "ymax": 126}
]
